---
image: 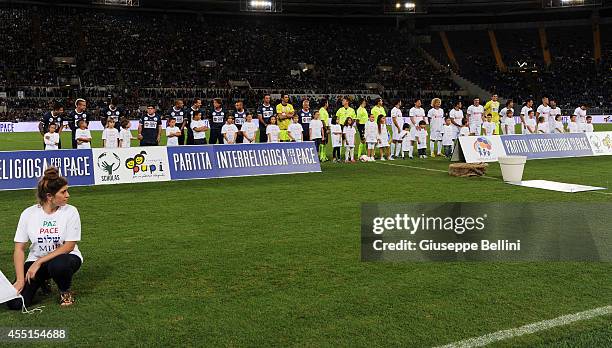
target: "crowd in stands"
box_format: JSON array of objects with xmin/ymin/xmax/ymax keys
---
[
  {"xmin": 0, "ymin": 4, "xmax": 457, "ymax": 122},
  {"xmin": 1, "ymin": 4, "xmax": 609, "ymax": 124},
  {"xmin": 422, "ymin": 26, "xmax": 610, "ymax": 112}
]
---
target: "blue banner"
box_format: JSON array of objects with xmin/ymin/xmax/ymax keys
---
[
  {"xmin": 168, "ymin": 142, "xmax": 321, "ymax": 180},
  {"xmin": 0, "ymin": 149, "xmax": 95, "ymax": 190},
  {"xmin": 500, "ymin": 133, "xmax": 593, "ymax": 159}
]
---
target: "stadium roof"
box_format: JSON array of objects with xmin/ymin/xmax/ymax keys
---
[{"xmin": 7, "ymin": 0, "xmax": 611, "ymax": 18}]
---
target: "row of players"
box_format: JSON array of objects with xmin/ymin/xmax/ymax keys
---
[{"xmin": 38, "ymin": 95, "xmax": 593, "ymax": 156}]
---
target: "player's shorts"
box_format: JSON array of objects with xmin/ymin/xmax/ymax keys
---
[
  {"xmin": 279, "ymin": 130, "xmax": 289, "ymax": 141},
  {"xmin": 392, "ymin": 131, "xmax": 403, "ymax": 141},
  {"xmin": 357, "ymin": 124, "xmax": 365, "ymax": 139},
  {"xmin": 367, "ymin": 142, "xmax": 376, "ymax": 150}
]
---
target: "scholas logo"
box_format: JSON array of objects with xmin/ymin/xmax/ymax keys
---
[
  {"xmin": 473, "ymin": 137, "xmax": 493, "ymax": 157},
  {"xmin": 97, "ymin": 152, "xmax": 121, "ymax": 182},
  {"xmin": 125, "ymin": 151, "xmax": 164, "ymax": 175}
]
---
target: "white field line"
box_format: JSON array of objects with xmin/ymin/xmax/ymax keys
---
[{"xmin": 434, "ymin": 305, "xmax": 612, "ymax": 348}]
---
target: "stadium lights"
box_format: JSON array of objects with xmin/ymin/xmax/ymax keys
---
[
  {"xmin": 250, "ymin": 0, "xmax": 272, "ymax": 8},
  {"xmin": 388, "ymin": 1, "xmax": 416, "ymax": 13}
]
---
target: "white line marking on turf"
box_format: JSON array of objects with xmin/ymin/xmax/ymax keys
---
[
  {"xmin": 376, "ymin": 161, "xmax": 499, "ymax": 180},
  {"xmin": 435, "ymin": 305, "xmax": 612, "ymax": 348}
]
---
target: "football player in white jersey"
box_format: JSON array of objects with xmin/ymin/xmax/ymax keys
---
[
  {"xmin": 520, "ymin": 98, "xmax": 534, "ymax": 134},
  {"xmin": 573, "ymin": 103, "xmax": 588, "ymax": 124},
  {"xmin": 427, "ymin": 98, "xmax": 444, "ymax": 157},
  {"xmin": 390, "ymin": 99, "xmax": 404, "ymax": 160},
  {"xmin": 466, "ymin": 97, "xmax": 484, "ymax": 135}
]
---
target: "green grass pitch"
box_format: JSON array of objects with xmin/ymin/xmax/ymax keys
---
[{"xmin": 0, "ymin": 126, "xmax": 610, "ymax": 347}]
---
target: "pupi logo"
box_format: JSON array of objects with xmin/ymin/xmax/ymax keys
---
[
  {"xmin": 473, "ymin": 137, "xmax": 493, "ymax": 158},
  {"xmin": 97, "ymin": 152, "xmax": 121, "ymax": 182},
  {"xmin": 125, "ymin": 151, "xmax": 164, "ymax": 175}
]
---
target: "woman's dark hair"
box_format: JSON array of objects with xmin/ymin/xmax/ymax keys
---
[
  {"xmin": 331, "ymin": 116, "xmax": 337, "ymax": 125},
  {"xmin": 344, "ymin": 117, "xmax": 353, "ymax": 127},
  {"xmin": 37, "ymin": 167, "xmax": 67, "ymax": 204}
]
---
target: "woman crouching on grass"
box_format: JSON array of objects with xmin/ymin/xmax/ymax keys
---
[{"xmin": 7, "ymin": 167, "xmax": 83, "ymax": 309}]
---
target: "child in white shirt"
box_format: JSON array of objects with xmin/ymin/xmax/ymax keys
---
[
  {"xmin": 221, "ymin": 116, "xmax": 239, "ymax": 144},
  {"xmin": 537, "ymin": 116, "xmax": 549, "ymax": 134},
  {"xmin": 415, "ymin": 121, "xmax": 428, "ymax": 158},
  {"xmin": 524, "ymin": 110, "xmax": 537, "ymax": 134},
  {"xmin": 585, "ymin": 116, "xmax": 594, "ymax": 132},
  {"xmin": 309, "ymin": 112, "xmax": 324, "ymax": 156},
  {"xmin": 481, "ymin": 114, "xmax": 495, "ymax": 136},
  {"xmin": 74, "ymin": 120, "xmax": 92, "ymax": 149},
  {"xmin": 44, "ymin": 123, "xmax": 60, "ymax": 150},
  {"xmin": 119, "ymin": 119, "xmax": 134, "ymax": 148},
  {"xmin": 459, "ymin": 118, "xmax": 470, "ymax": 137},
  {"xmin": 241, "ymin": 113, "xmax": 258, "ymax": 144},
  {"xmin": 288, "ymin": 115, "xmax": 304, "ymax": 142},
  {"xmin": 364, "ymin": 114, "xmax": 378, "ymax": 161},
  {"xmin": 266, "ymin": 116, "xmax": 280, "ymax": 143},
  {"xmin": 504, "ymin": 110, "xmax": 516, "ymax": 135},
  {"xmin": 441, "ymin": 117, "xmax": 455, "ymax": 158},
  {"xmin": 567, "ymin": 115, "xmax": 579, "ymax": 133},
  {"xmin": 191, "ymin": 111, "xmax": 209, "ymax": 145},
  {"xmin": 102, "ymin": 119, "xmax": 120, "ymax": 149},
  {"xmin": 377, "ymin": 115, "xmax": 390, "ymax": 161},
  {"xmin": 343, "ymin": 117, "xmax": 357, "ymax": 162},
  {"xmin": 165, "ymin": 117, "xmax": 181, "ymax": 146},
  {"xmin": 554, "ymin": 115, "xmax": 564, "ymax": 133},
  {"xmin": 330, "ymin": 116, "xmax": 343, "ymax": 163},
  {"xmin": 400, "ymin": 123, "xmax": 412, "ymax": 159}
]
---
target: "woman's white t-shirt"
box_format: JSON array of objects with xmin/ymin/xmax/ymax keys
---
[{"xmin": 14, "ymin": 204, "xmax": 83, "ymax": 263}]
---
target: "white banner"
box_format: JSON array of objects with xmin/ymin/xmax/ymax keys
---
[
  {"xmin": 92, "ymin": 147, "xmax": 170, "ymax": 185},
  {"xmin": 457, "ymin": 135, "xmax": 506, "ymax": 163}
]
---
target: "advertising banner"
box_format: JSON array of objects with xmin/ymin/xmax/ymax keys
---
[
  {"xmin": 456, "ymin": 135, "xmax": 507, "ymax": 163},
  {"xmin": 0, "ymin": 142, "xmax": 321, "ymax": 191},
  {"xmin": 0, "ymin": 149, "xmax": 94, "ymax": 190},
  {"xmin": 501, "ymin": 133, "xmax": 592, "ymax": 159},
  {"xmin": 168, "ymin": 141, "xmax": 321, "ymax": 180},
  {"xmin": 585, "ymin": 131, "xmax": 612, "ymax": 156},
  {"xmin": 92, "ymin": 147, "xmax": 171, "ymax": 185}
]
